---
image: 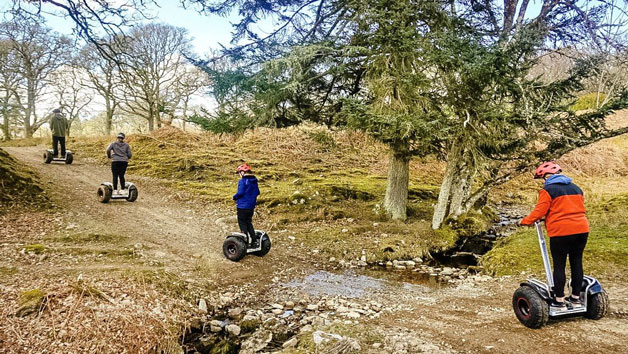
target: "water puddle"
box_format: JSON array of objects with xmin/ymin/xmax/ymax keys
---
[{"xmin": 282, "ymin": 269, "xmax": 447, "ymax": 299}]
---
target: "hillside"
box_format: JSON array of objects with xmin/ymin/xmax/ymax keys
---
[
  {"xmin": 70, "ymin": 125, "xmax": 458, "ymax": 263},
  {"xmin": 0, "ymin": 148, "xmax": 49, "ymax": 213}
]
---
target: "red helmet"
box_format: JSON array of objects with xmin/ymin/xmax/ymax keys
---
[
  {"xmin": 236, "ymin": 164, "xmax": 251, "ymax": 173},
  {"xmin": 534, "ymin": 161, "xmax": 562, "ymax": 179}
]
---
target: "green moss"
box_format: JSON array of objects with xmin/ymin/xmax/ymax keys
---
[
  {"xmin": 570, "ymin": 92, "xmax": 607, "ymax": 111},
  {"xmin": 55, "ymin": 232, "xmax": 127, "ymax": 244},
  {"xmin": 60, "ymin": 247, "xmax": 135, "ymax": 257},
  {"xmin": 0, "ymin": 266, "xmax": 18, "ymax": 276},
  {"xmin": 240, "ymin": 319, "xmax": 261, "ymax": 334},
  {"xmin": 16, "ymin": 288, "xmax": 46, "ymax": 317},
  {"xmin": 445, "ymin": 208, "xmax": 498, "ymax": 238},
  {"xmin": 22, "ymin": 244, "xmax": 46, "ymax": 254},
  {"xmin": 210, "ymin": 339, "xmax": 239, "ymax": 354}
]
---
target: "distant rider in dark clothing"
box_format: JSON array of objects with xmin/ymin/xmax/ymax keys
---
[
  {"xmin": 106, "ymin": 133, "xmax": 132, "ymax": 194},
  {"xmin": 48, "ymin": 108, "xmax": 68, "ymax": 158},
  {"xmin": 233, "ymin": 164, "xmax": 260, "ymax": 247}
]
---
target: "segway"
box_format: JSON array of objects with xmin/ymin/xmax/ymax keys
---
[
  {"xmin": 97, "ymin": 182, "xmax": 138, "ymax": 203},
  {"xmin": 223, "ymin": 230, "xmax": 271, "ymax": 262},
  {"xmin": 44, "ymin": 149, "xmax": 73, "ymax": 164},
  {"xmin": 512, "ymin": 221, "xmax": 608, "ymax": 328}
]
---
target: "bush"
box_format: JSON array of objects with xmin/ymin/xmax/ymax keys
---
[{"xmin": 571, "ymin": 92, "xmax": 607, "ymax": 111}]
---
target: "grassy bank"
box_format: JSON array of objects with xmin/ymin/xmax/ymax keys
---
[
  {"xmin": 0, "ymin": 148, "xmax": 50, "ymax": 213},
  {"xmin": 482, "ymin": 133, "xmax": 628, "ymax": 279}
]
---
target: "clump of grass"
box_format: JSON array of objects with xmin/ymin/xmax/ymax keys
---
[
  {"xmin": 570, "ymin": 92, "xmax": 607, "ymax": 111},
  {"xmin": 54, "ymin": 232, "xmax": 127, "ymax": 244},
  {"xmin": 22, "ymin": 244, "xmax": 46, "ymax": 254}
]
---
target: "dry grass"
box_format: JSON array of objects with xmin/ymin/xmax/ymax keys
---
[{"xmin": 0, "ymin": 278, "xmax": 185, "ymax": 353}]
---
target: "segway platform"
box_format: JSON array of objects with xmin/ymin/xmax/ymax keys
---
[
  {"xmin": 44, "ymin": 149, "xmax": 73, "ymax": 164},
  {"xmin": 223, "ymin": 230, "xmax": 271, "ymax": 262},
  {"xmin": 512, "ymin": 222, "xmax": 608, "ymax": 328},
  {"xmin": 97, "ymin": 182, "xmax": 138, "ymax": 203}
]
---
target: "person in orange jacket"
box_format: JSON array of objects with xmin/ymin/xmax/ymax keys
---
[{"xmin": 520, "ymin": 161, "xmax": 589, "ymax": 311}]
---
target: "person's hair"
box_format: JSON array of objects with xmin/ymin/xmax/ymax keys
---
[{"xmin": 53, "ymin": 108, "xmax": 61, "ymax": 113}]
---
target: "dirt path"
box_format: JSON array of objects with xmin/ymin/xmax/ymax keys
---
[{"xmin": 3, "ymin": 146, "xmax": 628, "ymax": 353}]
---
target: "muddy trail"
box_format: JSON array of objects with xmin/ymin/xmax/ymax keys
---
[{"xmin": 2, "ymin": 146, "xmax": 628, "ymax": 354}]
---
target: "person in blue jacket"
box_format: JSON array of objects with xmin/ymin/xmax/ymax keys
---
[{"xmin": 233, "ymin": 163, "xmax": 260, "ymax": 247}]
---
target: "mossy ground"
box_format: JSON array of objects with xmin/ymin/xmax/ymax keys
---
[{"xmin": 483, "ymin": 134, "xmax": 628, "ymax": 278}]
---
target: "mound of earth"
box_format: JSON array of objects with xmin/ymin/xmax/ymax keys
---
[{"xmin": 0, "ymin": 148, "xmax": 49, "ymax": 212}]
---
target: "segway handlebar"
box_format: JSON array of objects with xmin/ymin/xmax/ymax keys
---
[{"xmin": 534, "ymin": 221, "xmax": 555, "ymax": 290}]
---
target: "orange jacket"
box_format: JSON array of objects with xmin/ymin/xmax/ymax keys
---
[{"xmin": 520, "ymin": 175, "xmax": 589, "ymax": 237}]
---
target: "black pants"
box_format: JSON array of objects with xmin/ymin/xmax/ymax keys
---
[
  {"xmin": 237, "ymin": 208, "xmax": 256, "ymax": 243},
  {"xmin": 52, "ymin": 136, "xmax": 66, "ymax": 157},
  {"xmin": 111, "ymin": 161, "xmax": 128, "ymax": 190},
  {"xmin": 549, "ymin": 233, "xmax": 588, "ymax": 297}
]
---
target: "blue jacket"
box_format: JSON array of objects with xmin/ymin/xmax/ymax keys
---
[{"xmin": 233, "ymin": 175, "xmax": 260, "ymax": 209}]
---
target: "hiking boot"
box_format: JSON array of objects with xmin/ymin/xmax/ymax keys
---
[
  {"xmin": 250, "ymin": 238, "xmax": 259, "ymax": 248},
  {"xmin": 550, "ymin": 299, "xmax": 567, "ymax": 311},
  {"xmin": 566, "ymin": 296, "xmax": 583, "ymax": 308}
]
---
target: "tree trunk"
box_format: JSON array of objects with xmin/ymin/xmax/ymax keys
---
[
  {"xmin": 448, "ymin": 161, "xmax": 474, "ymax": 218},
  {"xmin": 433, "ymin": 139, "xmax": 486, "ymax": 229},
  {"xmin": 182, "ymin": 99, "xmax": 188, "ymax": 131},
  {"xmin": 105, "ymin": 98, "xmax": 113, "ymax": 136},
  {"xmin": 1, "ymin": 97, "xmax": 11, "ymax": 141},
  {"xmin": 1, "ymin": 116, "xmax": 10, "ymax": 140},
  {"xmin": 432, "ymin": 140, "xmax": 463, "ymax": 229},
  {"xmin": 384, "ymin": 151, "xmax": 410, "ymax": 220},
  {"xmin": 148, "ymin": 116, "xmax": 154, "ymax": 131},
  {"xmin": 24, "ymin": 80, "xmax": 36, "ymax": 138}
]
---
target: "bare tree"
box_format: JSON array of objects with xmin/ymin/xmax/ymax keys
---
[
  {"xmin": 172, "ymin": 65, "xmax": 209, "ymax": 131},
  {"xmin": 116, "ymin": 23, "xmax": 192, "ymax": 131},
  {"xmin": 79, "ymin": 42, "xmax": 121, "ymax": 135},
  {"xmin": 50, "ymin": 64, "xmax": 93, "ymax": 136},
  {"xmin": 0, "ymin": 16, "xmax": 70, "ymax": 137},
  {"xmin": 0, "ymin": 39, "xmax": 21, "ymax": 140}
]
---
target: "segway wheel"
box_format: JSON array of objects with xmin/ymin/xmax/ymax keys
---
[
  {"xmin": 97, "ymin": 185, "xmax": 112, "ymax": 203},
  {"xmin": 513, "ymin": 286, "xmax": 549, "ymax": 329},
  {"xmin": 126, "ymin": 186, "xmax": 138, "ymax": 202},
  {"xmin": 253, "ymin": 234, "xmax": 271, "ymax": 257},
  {"xmin": 65, "ymin": 152, "xmax": 73, "ymax": 164},
  {"xmin": 585, "ymin": 291, "xmax": 609, "ymax": 320},
  {"xmin": 44, "ymin": 151, "xmax": 53, "ymax": 164},
  {"xmin": 223, "ymin": 236, "xmax": 247, "ymax": 262}
]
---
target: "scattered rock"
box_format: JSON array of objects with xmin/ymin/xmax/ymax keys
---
[
  {"xmin": 240, "ymin": 330, "xmax": 273, "ymax": 354},
  {"xmin": 306, "ymin": 304, "xmax": 319, "ymax": 311},
  {"xmin": 272, "ymin": 308, "xmax": 284, "ymax": 315},
  {"xmin": 282, "ymin": 337, "xmax": 298, "ymax": 348},
  {"xmin": 198, "ymin": 299, "xmax": 208, "ymax": 313},
  {"xmin": 228, "ymin": 307, "xmax": 242, "ymax": 319},
  {"xmin": 16, "ymin": 289, "xmax": 46, "ymax": 317},
  {"xmin": 226, "ymin": 324, "xmax": 241, "ymax": 336}
]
